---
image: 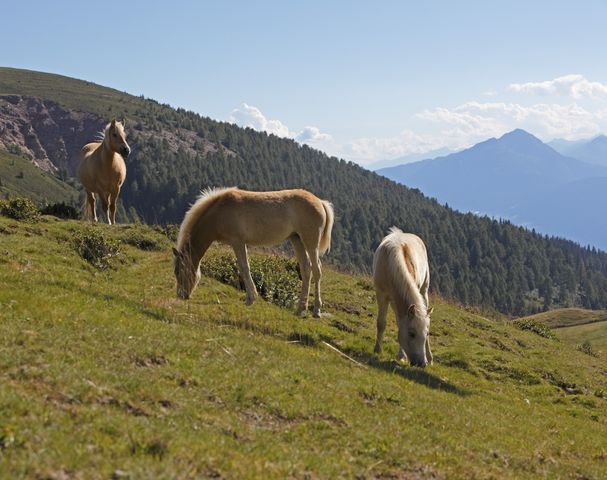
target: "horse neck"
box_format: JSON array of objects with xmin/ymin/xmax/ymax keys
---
[
  {"xmin": 391, "ymin": 248, "xmax": 426, "ymax": 316},
  {"xmin": 99, "ymin": 138, "xmax": 115, "ymax": 162},
  {"xmin": 184, "ymin": 217, "xmax": 216, "ymax": 266}
]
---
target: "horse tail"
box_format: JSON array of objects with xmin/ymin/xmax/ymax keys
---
[
  {"xmin": 319, "ymin": 200, "xmax": 334, "ymax": 255},
  {"xmin": 81, "ymin": 194, "xmax": 89, "ymax": 221}
]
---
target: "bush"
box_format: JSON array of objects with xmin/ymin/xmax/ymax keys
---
[
  {"xmin": 73, "ymin": 228, "xmax": 121, "ymax": 270},
  {"xmin": 119, "ymin": 230, "xmax": 162, "ymax": 251},
  {"xmin": 512, "ymin": 319, "xmax": 555, "ymax": 339},
  {"xmin": 40, "ymin": 202, "xmax": 80, "ymax": 219},
  {"xmin": 0, "ymin": 197, "xmax": 40, "ymax": 222},
  {"xmin": 201, "ymin": 252, "xmax": 301, "ymax": 308},
  {"xmin": 153, "ymin": 224, "xmax": 179, "ymax": 242}
]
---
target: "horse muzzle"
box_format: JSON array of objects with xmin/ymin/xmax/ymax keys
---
[{"xmin": 121, "ymin": 146, "xmax": 131, "ymax": 158}]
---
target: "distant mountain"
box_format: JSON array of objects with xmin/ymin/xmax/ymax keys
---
[
  {"xmin": 378, "ymin": 129, "xmax": 607, "ymax": 249},
  {"xmin": 367, "ymin": 147, "xmax": 455, "ymax": 171},
  {"xmin": 549, "ymin": 135, "xmax": 607, "ymax": 167},
  {"xmin": 378, "ymin": 129, "xmax": 607, "ymax": 216}
]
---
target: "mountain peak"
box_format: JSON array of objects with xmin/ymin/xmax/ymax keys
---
[{"xmin": 499, "ymin": 128, "xmax": 540, "ymax": 143}]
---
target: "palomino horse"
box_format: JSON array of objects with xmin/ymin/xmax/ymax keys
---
[
  {"xmin": 172, "ymin": 187, "xmax": 334, "ymax": 317},
  {"xmin": 79, "ymin": 119, "xmax": 130, "ymax": 224},
  {"xmin": 373, "ymin": 227, "xmax": 433, "ymax": 367}
]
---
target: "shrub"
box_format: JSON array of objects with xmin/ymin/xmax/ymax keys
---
[
  {"xmin": 73, "ymin": 228, "xmax": 121, "ymax": 270},
  {"xmin": 201, "ymin": 252, "xmax": 301, "ymax": 308},
  {"xmin": 512, "ymin": 319, "xmax": 555, "ymax": 339},
  {"xmin": 154, "ymin": 224, "xmax": 179, "ymax": 242},
  {"xmin": 0, "ymin": 197, "xmax": 40, "ymax": 222},
  {"xmin": 40, "ymin": 201, "xmax": 80, "ymax": 219},
  {"xmin": 119, "ymin": 230, "xmax": 162, "ymax": 251}
]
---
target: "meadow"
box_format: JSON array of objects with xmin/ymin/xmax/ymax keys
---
[{"xmin": 0, "ymin": 213, "xmax": 606, "ymax": 479}]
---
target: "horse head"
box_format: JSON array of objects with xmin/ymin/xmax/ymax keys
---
[
  {"xmin": 172, "ymin": 247, "xmax": 201, "ymax": 300},
  {"xmin": 107, "ymin": 119, "xmax": 131, "ymax": 158},
  {"xmin": 399, "ymin": 305, "xmax": 433, "ymax": 367}
]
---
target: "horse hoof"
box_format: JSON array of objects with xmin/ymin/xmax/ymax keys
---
[{"xmin": 312, "ymin": 310, "xmax": 321, "ymax": 318}]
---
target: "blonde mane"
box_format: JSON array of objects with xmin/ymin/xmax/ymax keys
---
[
  {"xmin": 177, "ymin": 187, "xmax": 237, "ymax": 250},
  {"xmin": 383, "ymin": 227, "xmax": 427, "ymax": 313}
]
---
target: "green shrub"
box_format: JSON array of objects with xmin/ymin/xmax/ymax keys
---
[
  {"xmin": 201, "ymin": 252, "xmax": 301, "ymax": 308},
  {"xmin": 512, "ymin": 319, "xmax": 555, "ymax": 339},
  {"xmin": 119, "ymin": 231, "xmax": 162, "ymax": 251},
  {"xmin": 40, "ymin": 202, "xmax": 80, "ymax": 220},
  {"xmin": 153, "ymin": 224, "xmax": 179, "ymax": 242},
  {"xmin": 0, "ymin": 197, "xmax": 40, "ymax": 222},
  {"xmin": 73, "ymin": 228, "xmax": 121, "ymax": 270}
]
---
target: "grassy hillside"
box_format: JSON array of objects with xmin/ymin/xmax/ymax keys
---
[
  {"xmin": 0, "ymin": 149, "xmax": 78, "ymax": 204},
  {"xmin": 519, "ymin": 308, "xmax": 607, "ymax": 329},
  {"xmin": 3, "ymin": 67, "xmax": 607, "ymax": 316},
  {"xmin": 1, "ymin": 214, "xmax": 606, "ymax": 479}
]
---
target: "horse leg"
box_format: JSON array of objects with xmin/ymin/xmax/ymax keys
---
[
  {"xmin": 308, "ymin": 246, "xmax": 323, "ymax": 318},
  {"xmin": 374, "ymin": 292, "xmax": 389, "ymax": 354},
  {"xmin": 232, "ymin": 242, "xmax": 257, "ymax": 305},
  {"xmin": 100, "ymin": 193, "xmax": 111, "ymax": 224},
  {"xmin": 425, "ymin": 336, "xmax": 433, "ymax": 365},
  {"xmin": 109, "ymin": 188, "xmax": 120, "ymax": 225},
  {"xmin": 290, "ymin": 234, "xmax": 311, "ymax": 316},
  {"xmin": 86, "ymin": 192, "xmax": 98, "ymax": 223}
]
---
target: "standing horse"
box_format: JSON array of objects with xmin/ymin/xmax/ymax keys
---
[
  {"xmin": 79, "ymin": 119, "xmax": 130, "ymax": 224},
  {"xmin": 373, "ymin": 227, "xmax": 434, "ymax": 367},
  {"xmin": 172, "ymin": 187, "xmax": 334, "ymax": 317}
]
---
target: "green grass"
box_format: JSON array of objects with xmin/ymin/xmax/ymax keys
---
[
  {"xmin": 1, "ymin": 216, "xmax": 606, "ymax": 479},
  {"xmin": 0, "ymin": 149, "xmax": 78, "ymax": 204},
  {"xmin": 556, "ymin": 322, "xmax": 607, "ymax": 354}
]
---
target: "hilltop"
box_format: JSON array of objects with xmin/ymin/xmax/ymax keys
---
[
  {"xmin": 2, "ymin": 67, "xmax": 607, "ymax": 316},
  {"xmin": 0, "ymin": 213, "xmax": 606, "ymax": 478}
]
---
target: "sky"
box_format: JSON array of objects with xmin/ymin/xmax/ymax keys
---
[{"xmin": 3, "ymin": 0, "xmax": 607, "ymax": 165}]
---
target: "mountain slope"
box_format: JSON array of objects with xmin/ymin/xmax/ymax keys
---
[
  {"xmin": 0, "ymin": 215, "xmax": 606, "ymax": 478},
  {"xmin": 0, "ymin": 149, "xmax": 78, "ymax": 203},
  {"xmin": 3, "ymin": 67, "xmax": 607, "ymax": 315}
]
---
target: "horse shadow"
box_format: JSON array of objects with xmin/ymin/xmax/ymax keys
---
[{"xmin": 346, "ymin": 349, "xmax": 470, "ymax": 396}]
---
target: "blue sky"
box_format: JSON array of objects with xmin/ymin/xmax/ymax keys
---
[{"xmin": 3, "ymin": 0, "xmax": 607, "ymax": 164}]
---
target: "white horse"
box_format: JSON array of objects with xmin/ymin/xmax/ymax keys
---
[
  {"xmin": 173, "ymin": 187, "xmax": 334, "ymax": 317},
  {"xmin": 373, "ymin": 227, "xmax": 433, "ymax": 367}
]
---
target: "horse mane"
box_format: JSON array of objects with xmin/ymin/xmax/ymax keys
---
[
  {"xmin": 94, "ymin": 121, "xmax": 126, "ymax": 143},
  {"xmin": 382, "ymin": 227, "xmax": 427, "ymax": 315},
  {"xmin": 177, "ymin": 187, "xmax": 237, "ymax": 251}
]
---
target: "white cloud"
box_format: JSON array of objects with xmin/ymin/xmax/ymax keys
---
[
  {"xmin": 229, "ymin": 103, "xmax": 293, "ymax": 137},
  {"xmin": 509, "ymin": 74, "xmax": 607, "ymax": 99},
  {"xmin": 229, "ymin": 104, "xmax": 333, "ymax": 151}
]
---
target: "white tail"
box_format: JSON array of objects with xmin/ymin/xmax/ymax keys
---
[{"xmin": 319, "ymin": 200, "xmax": 334, "ymax": 255}]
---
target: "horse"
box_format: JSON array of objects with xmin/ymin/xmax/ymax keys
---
[
  {"xmin": 373, "ymin": 227, "xmax": 434, "ymax": 367},
  {"xmin": 78, "ymin": 119, "xmax": 130, "ymax": 224},
  {"xmin": 172, "ymin": 187, "xmax": 334, "ymax": 317}
]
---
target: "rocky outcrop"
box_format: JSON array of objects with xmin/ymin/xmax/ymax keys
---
[
  {"xmin": 0, "ymin": 95, "xmax": 107, "ymax": 174},
  {"xmin": 0, "ymin": 95, "xmax": 234, "ymax": 177}
]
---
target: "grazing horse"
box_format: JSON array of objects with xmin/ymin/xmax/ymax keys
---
[
  {"xmin": 373, "ymin": 227, "xmax": 434, "ymax": 367},
  {"xmin": 172, "ymin": 187, "xmax": 334, "ymax": 317},
  {"xmin": 79, "ymin": 119, "xmax": 130, "ymax": 224}
]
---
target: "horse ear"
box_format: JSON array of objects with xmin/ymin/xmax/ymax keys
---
[
  {"xmin": 110, "ymin": 119, "xmax": 116, "ymax": 128},
  {"xmin": 121, "ymin": 118, "xmax": 126, "ymax": 127},
  {"xmin": 407, "ymin": 304, "xmax": 416, "ymax": 318},
  {"xmin": 427, "ymin": 306, "xmax": 434, "ymax": 315},
  {"xmin": 172, "ymin": 247, "xmax": 180, "ymax": 258}
]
